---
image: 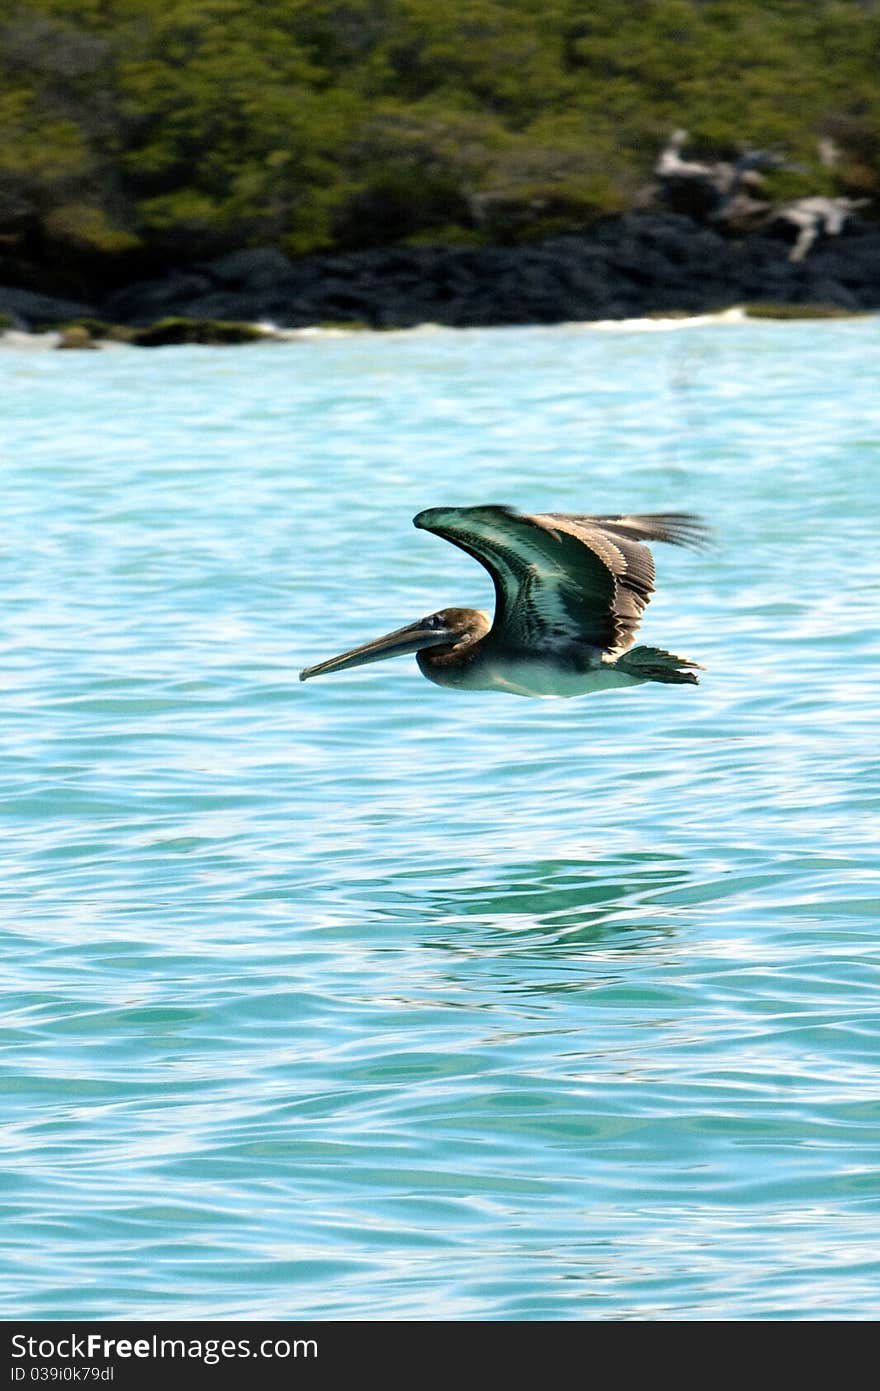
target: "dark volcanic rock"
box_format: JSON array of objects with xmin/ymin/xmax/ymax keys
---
[
  {"xmin": 0, "ymin": 285, "xmax": 97, "ymax": 329},
  {"xmin": 101, "ymin": 272, "xmax": 215, "ymax": 325},
  {"xmin": 3, "ymin": 215, "xmax": 878, "ymax": 336},
  {"xmin": 199, "ymin": 247, "xmax": 297, "ymax": 289}
]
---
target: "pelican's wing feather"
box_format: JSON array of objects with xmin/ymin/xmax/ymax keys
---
[
  {"xmin": 415, "ymin": 504, "xmax": 618, "ymax": 648},
  {"xmin": 414, "ymin": 506, "xmax": 706, "ymax": 655},
  {"xmin": 543, "ymin": 512, "xmax": 711, "ymax": 552}
]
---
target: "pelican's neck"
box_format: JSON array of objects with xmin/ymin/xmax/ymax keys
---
[{"xmin": 416, "ymin": 608, "xmax": 492, "ymax": 688}]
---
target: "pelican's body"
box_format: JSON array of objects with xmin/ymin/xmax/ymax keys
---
[
  {"xmin": 300, "ymin": 506, "xmax": 707, "ymax": 698},
  {"xmin": 420, "ymin": 649, "xmax": 645, "ymax": 697}
]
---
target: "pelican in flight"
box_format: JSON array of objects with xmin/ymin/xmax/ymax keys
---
[{"xmin": 300, "ymin": 506, "xmax": 707, "ymax": 698}]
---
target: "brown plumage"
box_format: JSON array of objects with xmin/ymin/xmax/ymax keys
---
[
  {"xmin": 416, "ymin": 507, "xmax": 709, "ymax": 660},
  {"xmin": 301, "ymin": 505, "xmax": 708, "ymax": 698}
]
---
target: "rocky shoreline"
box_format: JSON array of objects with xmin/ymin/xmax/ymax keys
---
[{"xmin": 1, "ymin": 212, "xmax": 878, "ymax": 343}]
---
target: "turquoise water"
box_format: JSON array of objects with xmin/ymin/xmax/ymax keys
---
[{"xmin": 2, "ymin": 317, "xmax": 879, "ymax": 1320}]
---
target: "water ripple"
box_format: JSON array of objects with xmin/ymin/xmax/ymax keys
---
[{"xmin": 1, "ymin": 320, "xmax": 879, "ymax": 1317}]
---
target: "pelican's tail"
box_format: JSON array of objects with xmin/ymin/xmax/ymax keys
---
[{"xmin": 616, "ymin": 645, "xmax": 703, "ymax": 685}]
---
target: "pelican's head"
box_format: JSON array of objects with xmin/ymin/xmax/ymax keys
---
[{"xmin": 299, "ymin": 607, "xmax": 490, "ymax": 682}]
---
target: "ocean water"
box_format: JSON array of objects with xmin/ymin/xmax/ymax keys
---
[{"xmin": 2, "ymin": 316, "xmax": 879, "ymax": 1321}]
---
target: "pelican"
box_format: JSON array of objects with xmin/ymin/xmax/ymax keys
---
[{"xmin": 300, "ymin": 506, "xmax": 708, "ymax": 698}]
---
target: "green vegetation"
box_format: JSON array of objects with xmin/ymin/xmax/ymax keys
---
[
  {"xmin": 128, "ymin": 317, "xmax": 274, "ymax": 345},
  {"xmin": 41, "ymin": 316, "xmax": 275, "ymax": 345},
  {"xmin": 743, "ymin": 302, "xmax": 871, "ymax": 319},
  {"xmin": 55, "ymin": 323, "xmax": 96, "ymax": 347},
  {"xmin": 1, "ymin": 0, "xmax": 878, "ymax": 280},
  {"xmin": 52, "ymin": 315, "xmax": 126, "ymax": 338}
]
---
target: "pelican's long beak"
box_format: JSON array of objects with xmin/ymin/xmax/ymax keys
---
[{"xmin": 299, "ymin": 616, "xmax": 453, "ymax": 682}]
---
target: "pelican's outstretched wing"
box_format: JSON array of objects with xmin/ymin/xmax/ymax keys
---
[{"xmin": 414, "ymin": 506, "xmax": 708, "ymax": 655}]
